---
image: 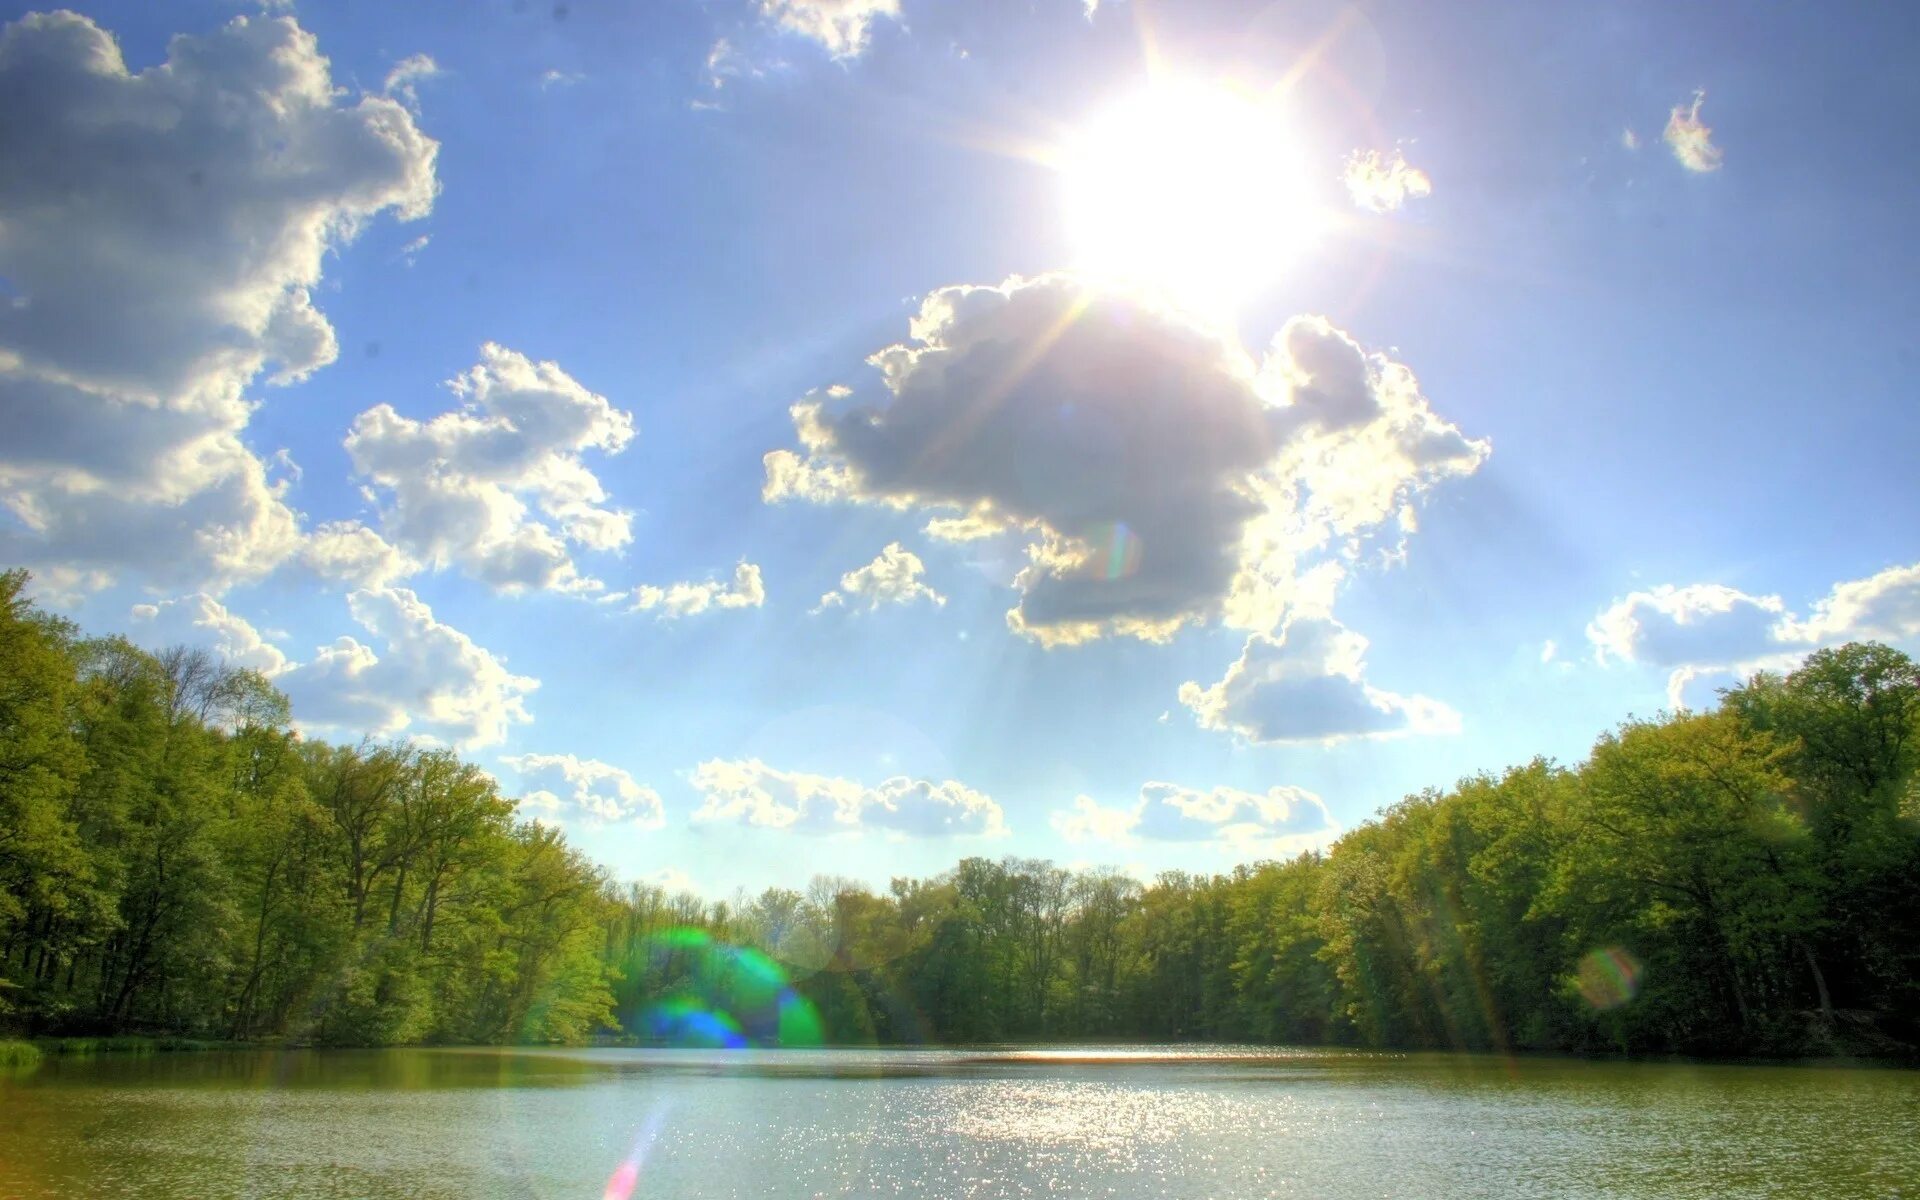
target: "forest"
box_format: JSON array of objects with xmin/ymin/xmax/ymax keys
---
[{"xmin": 2, "ymin": 568, "xmax": 1916, "ymax": 1057}]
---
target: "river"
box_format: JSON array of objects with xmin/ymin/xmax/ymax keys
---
[{"xmin": 0, "ymin": 1046, "xmax": 1913, "ymax": 1197}]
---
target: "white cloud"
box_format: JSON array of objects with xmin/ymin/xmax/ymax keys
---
[
  {"xmin": 1664, "ymin": 89, "xmax": 1723, "ymax": 172},
  {"xmin": 817, "ymin": 542, "xmax": 944, "ymax": 611},
  {"xmin": 690, "ymin": 758, "xmax": 1006, "ymax": 837},
  {"xmin": 703, "ymin": 38, "xmax": 759, "ymax": 91},
  {"xmin": 1781, "ymin": 562, "xmax": 1920, "ymax": 645},
  {"xmin": 631, "ymin": 561, "xmax": 766, "ymax": 618},
  {"xmin": 1622, "ymin": 128, "xmax": 1641, "ymax": 151},
  {"xmin": 278, "ymin": 587, "xmax": 536, "ymax": 748},
  {"xmin": 0, "ymin": 10, "xmax": 437, "ymax": 595},
  {"xmin": 1587, "ymin": 583, "xmax": 1788, "ymax": 669},
  {"xmin": 502, "ymin": 753, "xmax": 665, "ymax": 828},
  {"xmin": 129, "ymin": 594, "xmax": 289, "ymax": 676},
  {"xmin": 1051, "ymin": 795, "xmax": 1142, "ymax": 843},
  {"xmin": 540, "ymin": 68, "xmax": 583, "ymax": 89},
  {"xmin": 764, "ymin": 274, "xmax": 1487, "ymax": 648},
  {"xmin": 1179, "ymin": 615, "xmax": 1460, "ymax": 744},
  {"xmin": 297, "ymin": 521, "xmax": 418, "ymax": 590},
  {"xmin": 1540, "ymin": 639, "xmax": 1559, "ymax": 664},
  {"xmin": 1343, "ymin": 148, "xmax": 1433, "ymax": 213},
  {"xmin": 1587, "ymin": 563, "xmax": 1920, "ymax": 706},
  {"xmin": 1053, "ymin": 781, "xmax": 1338, "ymax": 854},
  {"xmin": 344, "ymin": 344, "xmax": 634, "ymax": 594},
  {"xmin": 382, "ymin": 53, "xmax": 439, "ymax": 108},
  {"xmin": 644, "ymin": 866, "xmax": 698, "ymax": 895},
  {"xmin": 759, "ymin": 0, "xmax": 901, "ymax": 59}
]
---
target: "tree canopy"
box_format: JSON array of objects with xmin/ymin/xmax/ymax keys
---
[{"xmin": 3, "ymin": 569, "xmax": 1916, "ymax": 1055}]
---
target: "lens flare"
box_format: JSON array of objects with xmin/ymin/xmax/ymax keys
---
[
  {"xmin": 1575, "ymin": 946, "xmax": 1643, "ymax": 1011},
  {"xmin": 630, "ymin": 928, "xmax": 825, "ymax": 1049},
  {"xmin": 1080, "ymin": 521, "xmax": 1144, "ymax": 581},
  {"xmin": 602, "ymin": 1107, "xmax": 669, "ymax": 1200}
]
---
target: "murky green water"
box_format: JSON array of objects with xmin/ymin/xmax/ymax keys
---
[{"xmin": 0, "ymin": 1046, "xmax": 1913, "ymax": 1198}]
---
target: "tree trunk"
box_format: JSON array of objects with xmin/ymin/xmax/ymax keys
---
[{"xmin": 1800, "ymin": 942, "xmax": 1834, "ymax": 1023}]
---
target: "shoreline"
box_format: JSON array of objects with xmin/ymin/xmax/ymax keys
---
[{"xmin": 6, "ymin": 1035, "xmax": 1913, "ymax": 1071}]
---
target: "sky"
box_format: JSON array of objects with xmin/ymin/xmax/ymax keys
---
[{"xmin": 3, "ymin": 0, "xmax": 1917, "ymax": 899}]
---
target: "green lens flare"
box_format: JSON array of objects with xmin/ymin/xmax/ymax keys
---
[
  {"xmin": 1575, "ymin": 945, "xmax": 1643, "ymax": 1011},
  {"xmin": 1085, "ymin": 521, "xmax": 1143, "ymax": 581},
  {"xmin": 633, "ymin": 929, "xmax": 824, "ymax": 1048}
]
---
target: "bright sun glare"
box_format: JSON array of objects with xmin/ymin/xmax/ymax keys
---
[{"xmin": 1058, "ymin": 79, "xmax": 1321, "ymax": 315}]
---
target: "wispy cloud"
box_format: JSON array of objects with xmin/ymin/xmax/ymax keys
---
[
  {"xmin": 383, "ymin": 53, "xmax": 440, "ymax": 109},
  {"xmin": 1343, "ymin": 148, "xmax": 1432, "ymax": 213},
  {"xmin": 759, "ymin": 0, "xmax": 901, "ymax": 59},
  {"xmin": 1664, "ymin": 89, "xmax": 1723, "ymax": 172}
]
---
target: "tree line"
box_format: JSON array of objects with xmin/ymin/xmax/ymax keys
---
[
  {"xmin": 3, "ymin": 568, "xmax": 1916, "ymax": 1055},
  {"xmin": 0, "ymin": 570, "xmax": 610, "ymax": 1045}
]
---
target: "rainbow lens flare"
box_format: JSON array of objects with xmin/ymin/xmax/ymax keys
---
[
  {"xmin": 1575, "ymin": 945, "xmax": 1643, "ymax": 1011},
  {"xmin": 631, "ymin": 928, "xmax": 824, "ymax": 1049},
  {"xmin": 1085, "ymin": 521, "xmax": 1143, "ymax": 581},
  {"xmin": 602, "ymin": 1107, "xmax": 669, "ymax": 1200}
]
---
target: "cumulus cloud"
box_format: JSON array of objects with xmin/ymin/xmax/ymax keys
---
[
  {"xmin": 759, "ymin": 0, "xmax": 900, "ymax": 58},
  {"xmin": 630, "ymin": 561, "xmax": 766, "ymax": 618},
  {"xmin": 278, "ymin": 587, "xmax": 536, "ymax": 748},
  {"xmin": 1179, "ymin": 615, "xmax": 1460, "ymax": 744},
  {"xmin": 1053, "ymin": 781, "xmax": 1338, "ymax": 853},
  {"xmin": 0, "ymin": 10, "xmax": 437, "ymax": 594},
  {"xmin": 1588, "ymin": 582, "xmax": 1800, "ymax": 707},
  {"xmin": 763, "ymin": 274, "xmax": 1487, "ymax": 649},
  {"xmin": 1780, "ymin": 562, "xmax": 1920, "ymax": 646},
  {"xmin": 1664, "ymin": 89, "xmax": 1723, "ymax": 172},
  {"xmin": 1343, "ymin": 148, "xmax": 1433, "ymax": 213},
  {"xmin": 297, "ymin": 521, "xmax": 418, "ymax": 590},
  {"xmin": 343, "ymin": 344, "xmax": 634, "ymax": 594},
  {"xmin": 1588, "ymin": 562, "xmax": 1920, "ymax": 707},
  {"xmin": 817, "ymin": 542, "xmax": 944, "ymax": 611},
  {"xmin": 690, "ymin": 758, "xmax": 1006, "ymax": 837},
  {"xmin": 1587, "ymin": 583, "xmax": 1788, "ymax": 670},
  {"xmin": 503, "ymin": 753, "xmax": 665, "ymax": 828},
  {"xmin": 129, "ymin": 594, "xmax": 290, "ymax": 676}
]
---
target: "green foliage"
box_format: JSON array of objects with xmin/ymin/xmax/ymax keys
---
[
  {"xmin": 0, "ymin": 1037, "xmax": 41, "ymax": 1067},
  {"xmin": 0, "ymin": 572, "xmax": 614, "ymax": 1047},
  {"xmin": 2, "ymin": 568, "xmax": 1916, "ymax": 1057},
  {"xmin": 595, "ymin": 657, "xmax": 1920, "ymax": 1059}
]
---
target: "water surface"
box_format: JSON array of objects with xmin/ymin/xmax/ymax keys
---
[{"xmin": 1, "ymin": 1046, "xmax": 1912, "ymax": 1198}]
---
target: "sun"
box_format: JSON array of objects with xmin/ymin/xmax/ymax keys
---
[{"xmin": 1056, "ymin": 78, "xmax": 1322, "ymax": 315}]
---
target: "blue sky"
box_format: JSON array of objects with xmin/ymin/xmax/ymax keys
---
[{"xmin": 4, "ymin": 0, "xmax": 1917, "ymax": 897}]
